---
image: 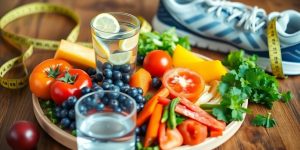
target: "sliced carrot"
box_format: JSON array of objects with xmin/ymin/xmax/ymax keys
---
[
  {"xmin": 144, "ymin": 104, "xmax": 164, "ymax": 147},
  {"xmin": 129, "ymin": 68, "xmax": 152, "ymax": 96},
  {"xmin": 137, "ymin": 88, "xmax": 169, "ymax": 127},
  {"xmin": 209, "ymin": 129, "xmax": 223, "ymax": 137}
]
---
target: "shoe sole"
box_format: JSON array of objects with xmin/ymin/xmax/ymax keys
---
[{"xmin": 152, "ymin": 16, "xmax": 300, "ymax": 75}]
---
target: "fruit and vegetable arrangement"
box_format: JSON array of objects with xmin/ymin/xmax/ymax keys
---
[{"xmin": 28, "ymin": 28, "xmax": 291, "ymax": 150}]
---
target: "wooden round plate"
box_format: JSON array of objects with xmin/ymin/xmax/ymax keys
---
[{"xmin": 32, "ymin": 53, "xmax": 248, "ymax": 150}]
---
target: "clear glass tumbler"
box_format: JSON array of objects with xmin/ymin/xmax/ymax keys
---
[
  {"xmin": 90, "ymin": 12, "xmax": 140, "ymax": 73},
  {"xmin": 75, "ymin": 90, "xmax": 137, "ymax": 150}
]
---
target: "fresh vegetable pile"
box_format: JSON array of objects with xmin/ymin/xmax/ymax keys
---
[{"xmin": 31, "ymin": 28, "xmax": 292, "ymax": 150}]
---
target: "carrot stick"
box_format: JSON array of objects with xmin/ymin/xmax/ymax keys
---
[
  {"xmin": 209, "ymin": 129, "xmax": 223, "ymax": 137},
  {"xmin": 137, "ymin": 88, "xmax": 169, "ymax": 127},
  {"xmin": 144, "ymin": 104, "xmax": 164, "ymax": 147}
]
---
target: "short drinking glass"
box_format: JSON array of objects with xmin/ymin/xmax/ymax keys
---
[
  {"xmin": 90, "ymin": 12, "xmax": 140, "ymax": 73},
  {"xmin": 75, "ymin": 90, "xmax": 137, "ymax": 150}
]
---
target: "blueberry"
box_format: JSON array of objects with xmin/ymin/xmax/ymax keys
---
[
  {"xmin": 101, "ymin": 82, "xmax": 111, "ymax": 90},
  {"xmin": 141, "ymin": 97, "xmax": 146, "ymax": 104},
  {"xmin": 81, "ymin": 87, "xmax": 92, "ymax": 95},
  {"xmin": 87, "ymin": 68, "xmax": 96, "ymax": 76},
  {"xmin": 124, "ymin": 99, "xmax": 134, "ymax": 108},
  {"xmin": 151, "ymin": 77, "xmax": 162, "ymax": 89},
  {"xmin": 67, "ymin": 96, "xmax": 77, "ymax": 107},
  {"xmin": 113, "ymin": 107, "xmax": 122, "ymax": 113},
  {"xmin": 60, "ymin": 109, "xmax": 69, "ymax": 118},
  {"xmin": 54, "ymin": 106, "xmax": 62, "ymax": 114},
  {"xmin": 136, "ymin": 87, "xmax": 143, "ymax": 95},
  {"xmin": 120, "ymin": 64, "xmax": 131, "ymax": 73},
  {"xmin": 135, "ymin": 95, "xmax": 144, "ymax": 103},
  {"xmin": 62, "ymin": 101, "xmax": 69, "ymax": 109},
  {"xmin": 96, "ymin": 90, "xmax": 104, "ymax": 98},
  {"xmin": 137, "ymin": 54, "xmax": 144, "ymax": 65},
  {"xmin": 136, "ymin": 136, "xmax": 141, "ymax": 142},
  {"xmin": 102, "ymin": 62, "xmax": 112, "ymax": 70},
  {"xmin": 139, "ymin": 103, "xmax": 144, "ymax": 109},
  {"xmin": 110, "ymin": 85, "xmax": 120, "ymax": 92},
  {"xmin": 103, "ymin": 79, "xmax": 113, "ymax": 84},
  {"xmin": 55, "ymin": 111, "xmax": 61, "ymax": 118},
  {"xmin": 86, "ymin": 96, "xmax": 97, "ymax": 107},
  {"xmin": 101, "ymin": 97, "xmax": 109, "ymax": 105},
  {"xmin": 114, "ymin": 80, "xmax": 124, "ymax": 87},
  {"xmin": 136, "ymin": 104, "xmax": 141, "ymax": 111},
  {"xmin": 128, "ymin": 88, "xmax": 138, "ymax": 97},
  {"xmin": 118, "ymin": 95, "xmax": 127, "ymax": 104},
  {"xmin": 113, "ymin": 71, "xmax": 122, "ymax": 80},
  {"xmin": 122, "ymin": 73, "xmax": 130, "ymax": 83},
  {"xmin": 96, "ymin": 103, "xmax": 105, "ymax": 111},
  {"xmin": 78, "ymin": 105, "xmax": 87, "ymax": 114},
  {"xmin": 120, "ymin": 84, "xmax": 130, "ymax": 92},
  {"xmin": 69, "ymin": 121, "xmax": 76, "ymax": 130},
  {"xmin": 113, "ymin": 65, "xmax": 121, "ymax": 71},
  {"xmin": 109, "ymin": 99, "xmax": 119, "ymax": 107},
  {"xmin": 68, "ymin": 109, "xmax": 75, "ymax": 119},
  {"xmin": 60, "ymin": 118, "xmax": 71, "ymax": 129},
  {"xmin": 94, "ymin": 72, "xmax": 104, "ymax": 82},
  {"xmin": 135, "ymin": 127, "xmax": 141, "ymax": 134},
  {"xmin": 108, "ymin": 92, "xmax": 119, "ymax": 99},
  {"xmin": 103, "ymin": 69, "xmax": 112, "ymax": 79}
]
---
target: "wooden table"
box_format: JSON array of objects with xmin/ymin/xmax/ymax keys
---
[{"xmin": 0, "ymin": 0, "xmax": 299, "ymax": 149}]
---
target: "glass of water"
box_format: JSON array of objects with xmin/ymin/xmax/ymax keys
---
[
  {"xmin": 75, "ymin": 90, "xmax": 137, "ymax": 150},
  {"xmin": 90, "ymin": 12, "xmax": 140, "ymax": 73}
]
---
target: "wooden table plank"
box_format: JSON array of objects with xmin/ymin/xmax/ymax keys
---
[{"xmin": 0, "ymin": 0, "xmax": 299, "ymax": 150}]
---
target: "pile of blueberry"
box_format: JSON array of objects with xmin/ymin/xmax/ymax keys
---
[
  {"xmin": 87, "ymin": 62, "xmax": 147, "ymax": 112},
  {"xmin": 54, "ymin": 96, "xmax": 77, "ymax": 130}
]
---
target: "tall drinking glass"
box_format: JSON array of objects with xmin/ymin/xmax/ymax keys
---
[
  {"xmin": 90, "ymin": 12, "xmax": 140, "ymax": 73},
  {"xmin": 75, "ymin": 91, "xmax": 137, "ymax": 150}
]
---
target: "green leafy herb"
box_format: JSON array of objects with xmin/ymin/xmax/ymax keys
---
[
  {"xmin": 138, "ymin": 28, "xmax": 190, "ymax": 56},
  {"xmin": 251, "ymin": 113, "xmax": 276, "ymax": 128},
  {"xmin": 212, "ymin": 51, "xmax": 292, "ymax": 123}
]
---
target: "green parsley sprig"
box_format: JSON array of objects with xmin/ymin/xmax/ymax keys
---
[
  {"xmin": 138, "ymin": 28, "xmax": 190, "ymax": 56},
  {"xmin": 211, "ymin": 51, "xmax": 292, "ymax": 123},
  {"xmin": 251, "ymin": 113, "xmax": 276, "ymax": 128}
]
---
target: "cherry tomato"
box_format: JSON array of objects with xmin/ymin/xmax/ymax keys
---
[
  {"xmin": 177, "ymin": 119, "xmax": 208, "ymax": 145},
  {"xmin": 158, "ymin": 123, "xmax": 183, "ymax": 150},
  {"xmin": 29, "ymin": 59, "xmax": 72, "ymax": 100},
  {"xmin": 162, "ymin": 68, "xmax": 205, "ymax": 102},
  {"xmin": 6, "ymin": 121, "xmax": 40, "ymax": 150},
  {"xmin": 50, "ymin": 69, "xmax": 92, "ymax": 105},
  {"xmin": 143, "ymin": 50, "xmax": 172, "ymax": 77}
]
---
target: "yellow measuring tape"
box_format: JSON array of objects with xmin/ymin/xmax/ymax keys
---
[
  {"xmin": 0, "ymin": 2, "xmax": 151, "ymax": 89},
  {"xmin": 267, "ymin": 17, "xmax": 284, "ymax": 78}
]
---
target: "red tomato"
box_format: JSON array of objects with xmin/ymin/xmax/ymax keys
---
[
  {"xmin": 6, "ymin": 121, "xmax": 40, "ymax": 150},
  {"xmin": 162, "ymin": 68, "xmax": 205, "ymax": 102},
  {"xmin": 50, "ymin": 69, "xmax": 92, "ymax": 105},
  {"xmin": 143, "ymin": 50, "xmax": 172, "ymax": 77},
  {"xmin": 177, "ymin": 119, "xmax": 208, "ymax": 145},
  {"xmin": 159, "ymin": 123, "xmax": 183, "ymax": 150},
  {"xmin": 29, "ymin": 59, "xmax": 72, "ymax": 100}
]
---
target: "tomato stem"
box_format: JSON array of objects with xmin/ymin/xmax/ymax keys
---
[
  {"xmin": 47, "ymin": 65, "xmax": 60, "ymax": 78},
  {"xmin": 57, "ymin": 71, "xmax": 77, "ymax": 84}
]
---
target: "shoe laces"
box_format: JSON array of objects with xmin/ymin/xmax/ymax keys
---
[{"xmin": 206, "ymin": 0, "xmax": 267, "ymax": 32}]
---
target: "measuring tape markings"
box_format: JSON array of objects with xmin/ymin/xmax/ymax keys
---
[
  {"xmin": 267, "ymin": 17, "xmax": 284, "ymax": 78},
  {"xmin": 0, "ymin": 3, "xmax": 83, "ymax": 89}
]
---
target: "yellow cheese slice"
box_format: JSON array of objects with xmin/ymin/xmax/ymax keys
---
[{"xmin": 54, "ymin": 40, "xmax": 96, "ymax": 68}]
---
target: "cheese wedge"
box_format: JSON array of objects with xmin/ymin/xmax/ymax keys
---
[{"xmin": 54, "ymin": 40, "xmax": 96, "ymax": 68}]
